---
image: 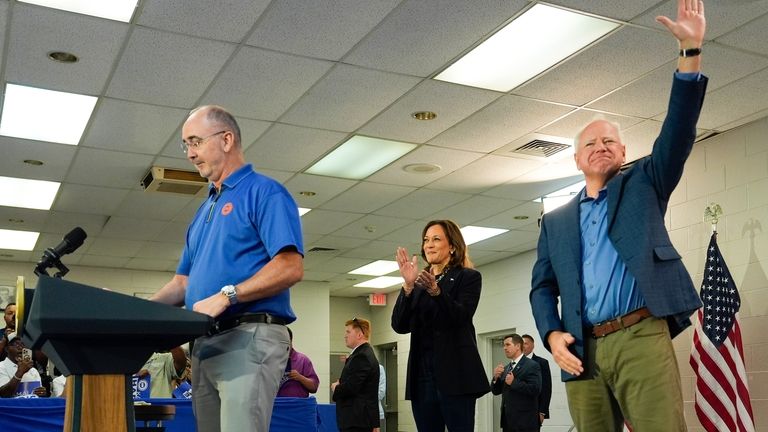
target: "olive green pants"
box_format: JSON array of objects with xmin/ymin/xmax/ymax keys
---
[{"xmin": 565, "ymin": 317, "xmax": 686, "ymax": 432}]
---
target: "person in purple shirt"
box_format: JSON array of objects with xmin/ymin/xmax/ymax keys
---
[{"xmin": 277, "ymin": 327, "xmax": 319, "ymax": 398}]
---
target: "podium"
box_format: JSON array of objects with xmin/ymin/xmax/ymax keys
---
[{"xmin": 17, "ymin": 275, "xmax": 212, "ymax": 432}]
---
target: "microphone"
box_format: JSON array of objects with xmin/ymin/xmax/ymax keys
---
[{"xmin": 34, "ymin": 227, "xmax": 87, "ymax": 277}]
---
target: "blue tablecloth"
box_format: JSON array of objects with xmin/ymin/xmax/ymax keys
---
[{"xmin": 0, "ymin": 397, "xmax": 337, "ymax": 432}]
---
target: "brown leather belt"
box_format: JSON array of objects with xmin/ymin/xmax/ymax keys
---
[{"xmin": 591, "ymin": 307, "xmax": 652, "ymax": 338}]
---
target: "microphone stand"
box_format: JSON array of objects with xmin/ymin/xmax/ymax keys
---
[{"xmin": 34, "ymin": 249, "xmax": 70, "ymax": 279}]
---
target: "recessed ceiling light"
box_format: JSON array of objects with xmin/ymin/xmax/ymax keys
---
[
  {"xmin": 513, "ymin": 215, "xmax": 529, "ymax": 220},
  {"xmin": 402, "ymin": 163, "xmax": 441, "ymax": 174},
  {"xmin": 47, "ymin": 51, "xmax": 79, "ymax": 63},
  {"xmin": 354, "ymin": 276, "xmax": 404, "ymax": 289},
  {"xmin": 23, "ymin": 159, "xmax": 45, "ymax": 166},
  {"xmin": 298, "ymin": 207, "xmax": 311, "ymax": 216},
  {"xmin": 0, "ymin": 229, "xmax": 40, "ymax": 251},
  {"xmin": 299, "ymin": 191, "xmax": 316, "ymax": 197},
  {"xmin": 20, "ymin": 0, "xmax": 138, "ymax": 22},
  {"xmin": 0, "ymin": 176, "xmax": 61, "ymax": 210},
  {"xmin": 460, "ymin": 226, "xmax": 509, "ymax": 245},
  {"xmin": 306, "ymin": 135, "xmax": 416, "ymax": 180},
  {"xmin": 411, "ymin": 111, "xmax": 437, "ymax": 121},
  {"xmin": 0, "ymin": 83, "xmax": 97, "ymax": 145},
  {"xmin": 435, "ymin": 4, "xmax": 619, "ymax": 92},
  {"xmin": 349, "ymin": 260, "xmax": 399, "ymax": 276}
]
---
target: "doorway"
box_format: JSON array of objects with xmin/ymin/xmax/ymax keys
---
[
  {"xmin": 480, "ymin": 329, "xmax": 516, "ymax": 432},
  {"xmin": 376, "ymin": 342, "xmax": 398, "ymax": 432}
]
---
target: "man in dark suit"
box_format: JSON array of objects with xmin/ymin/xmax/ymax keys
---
[
  {"xmin": 522, "ymin": 334, "xmax": 550, "ymax": 429},
  {"xmin": 332, "ymin": 317, "xmax": 379, "ymax": 432},
  {"xmin": 530, "ymin": 1, "xmax": 707, "ymax": 430},
  {"xmin": 491, "ymin": 334, "xmax": 541, "ymax": 432}
]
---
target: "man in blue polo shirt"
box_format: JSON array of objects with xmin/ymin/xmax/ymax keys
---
[{"xmin": 151, "ymin": 105, "xmax": 304, "ymax": 432}]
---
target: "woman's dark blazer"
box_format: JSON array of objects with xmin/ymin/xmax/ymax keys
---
[{"xmin": 391, "ymin": 266, "xmax": 490, "ymax": 399}]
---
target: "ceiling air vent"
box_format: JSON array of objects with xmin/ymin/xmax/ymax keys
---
[
  {"xmin": 512, "ymin": 139, "xmax": 570, "ymax": 158},
  {"xmin": 141, "ymin": 167, "xmax": 208, "ymax": 196}
]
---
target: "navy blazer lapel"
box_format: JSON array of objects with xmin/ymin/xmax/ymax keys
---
[{"xmin": 606, "ymin": 172, "xmax": 625, "ymax": 229}]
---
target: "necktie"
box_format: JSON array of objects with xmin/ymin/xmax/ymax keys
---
[{"xmin": 508, "ymin": 361, "xmax": 516, "ymax": 373}]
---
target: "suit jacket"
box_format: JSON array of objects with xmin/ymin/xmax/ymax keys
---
[
  {"xmin": 332, "ymin": 342, "xmax": 380, "ymax": 431},
  {"xmin": 530, "ymin": 353, "xmax": 551, "ymax": 419},
  {"xmin": 491, "ymin": 355, "xmax": 542, "ymax": 430},
  {"xmin": 530, "ymin": 75, "xmax": 708, "ymax": 382},
  {"xmin": 391, "ymin": 267, "xmax": 490, "ymax": 399}
]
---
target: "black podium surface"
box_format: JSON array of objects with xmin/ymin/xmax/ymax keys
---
[{"xmin": 21, "ymin": 275, "xmax": 212, "ymax": 375}]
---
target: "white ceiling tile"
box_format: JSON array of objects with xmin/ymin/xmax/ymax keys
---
[
  {"xmin": 476, "ymin": 201, "xmax": 545, "ymax": 230},
  {"xmin": 107, "ymin": 27, "xmax": 236, "ymax": 107},
  {"xmin": 426, "ymin": 195, "xmax": 527, "ymax": 226},
  {"xmin": 515, "ymin": 26, "xmax": 675, "ymax": 106},
  {"xmin": 428, "ymin": 95, "xmax": 574, "ymax": 153},
  {"xmin": 374, "ymin": 189, "xmax": 472, "ymax": 219},
  {"xmin": 5, "ymin": 4, "xmax": 128, "ymax": 94},
  {"xmin": 340, "ymin": 239, "xmax": 401, "ymax": 261},
  {"xmin": 125, "ymin": 257, "xmax": 177, "ymax": 271},
  {"xmin": 0, "ymin": 250, "xmax": 32, "ymax": 263},
  {"xmin": 0, "ymin": 207, "xmax": 48, "ymax": 232},
  {"xmin": 99, "ymin": 216, "xmax": 168, "ymax": 241},
  {"xmin": 245, "ymin": 123, "xmax": 347, "ymax": 172},
  {"xmin": 53, "ymin": 184, "xmax": 129, "ymax": 216},
  {"xmin": 470, "ymin": 229, "xmax": 540, "ymax": 252},
  {"xmin": 300, "ymin": 209, "xmax": 365, "ymax": 235},
  {"xmin": 545, "ymin": 0, "xmax": 663, "ymax": 20},
  {"xmin": 254, "ymin": 168, "xmax": 294, "ymax": 185},
  {"xmin": 41, "ymin": 212, "xmax": 108, "ymax": 238},
  {"xmin": 427, "ymin": 155, "xmax": 543, "ymax": 194},
  {"xmin": 281, "ymin": 64, "xmax": 421, "ymax": 132},
  {"xmin": 172, "ymin": 198, "xmax": 207, "ymax": 224},
  {"xmin": 320, "ymin": 182, "xmax": 415, "ymax": 213},
  {"xmin": 151, "ymin": 221, "xmax": 190, "ymax": 244},
  {"xmin": 83, "ymin": 98, "xmax": 188, "ymax": 154},
  {"xmin": 330, "ymin": 214, "xmax": 416, "ymax": 240},
  {"xmin": 0, "ymin": 136, "xmax": 76, "ymax": 182},
  {"xmin": 484, "ymin": 173, "xmax": 584, "ymax": 201},
  {"xmin": 622, "ymin": 119, "xmax": 664, "ymax": 162},
  {"xmin": 0, "ymin": 2, "xmax": 7, "ymax": 62},
  {"xmin": 247, "ymin": 0, "xmax": 399, "ymax": 60},
  {"xmin": 78, "ymin": 254, "xmax": 130, "ymax": 268},
  {"xmin": 312, "ymin": 235, "xmax": 370, "ymax": 251},
  {"xmin": 697, "ymin": 68, "xmax": 768, "ymax": 130},
  {"xmin": 366, "ymin": 145, "xmax": 485, "ymax": 187},
  {"xmin": 632, "ymin": 0, "xmax": 768, "ymax": 39},
  {"xmin": 236, "ymin": 117, "xmax": 273, "ymax": 152},
  {"xmin": 538, "ymin": 109, "xmax": 643, "ymax": 139},
  {"xmin": 382, "ymin": 219, "xmax": 430, "ymax": 246},
  {"xmin": 151, "ymin": 156, "xmax": 195, "ymax": 171},
  {"xmin": 66, "ymin": 148, "xmax": 154, "ymax": 189},
  {"xmin": 112, "ymin": 190, "xmax": 195, "ymax": 221},
  {"xmin": 134, "ymin": 242, "xmax": 184, "ymax": 261},
  {"xmin": 305, "ymin": 256, "xmax": 374, "ymax": 274},
  {"xmin": 201, "ymin": 46, "xmax": 333, "ymax": 121},
  {"xmin": 283, "ymin": 174, "xmax": 357, "ymax": 208},
  {"xmin": 344, "ymin": 0, "xmax": 528, "ymax": 76},
  {"xmin": 138, "ymin": 0, "xmax": 270, "ymax": 43},
  {"xmin": 716, "ymin": 12, "xmax": 768, "ymax": 57},
  {"xmin": 359, "ymin": 80, "xmax": 502, "ymax": 143},
  {"xmin": 83, "ymin": 237, "xmax": 144, "ymax": 258}
]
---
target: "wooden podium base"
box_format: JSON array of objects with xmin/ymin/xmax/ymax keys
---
[{"xmin": 63, "ymin": 375, "xmax": 136, "ymax": 432}]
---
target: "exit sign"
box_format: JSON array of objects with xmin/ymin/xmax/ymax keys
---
[{"xmin": 369, "ymin": 293, "xmax": 387, "ymax": 306}]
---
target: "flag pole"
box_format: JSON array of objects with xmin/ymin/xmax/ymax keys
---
[{"xmin": 703, "ymin": 202, "xmax": 722, "ymax": 234}]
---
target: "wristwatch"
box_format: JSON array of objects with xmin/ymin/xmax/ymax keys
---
[{"xmin": 220, "ymin": 284, "xmax": 238, "ymax": 305}]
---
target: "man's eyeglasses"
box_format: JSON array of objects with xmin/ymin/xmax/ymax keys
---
[{"xmin": 180, "ymin": 130, "xmax": 228, "ymax": 154}]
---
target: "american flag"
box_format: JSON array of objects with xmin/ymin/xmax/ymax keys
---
[{"xmin": 689, "ymin": 232, "xmax": 754, "ymax": 432}]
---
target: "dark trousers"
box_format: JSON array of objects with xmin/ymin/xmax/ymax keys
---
[{"xmin": 411, "ymin": 353, "xmax": 476, "ymax": 432}]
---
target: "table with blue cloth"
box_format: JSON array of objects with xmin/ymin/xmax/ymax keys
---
[{"xmin": 0, "ymin": 397, "xmax": 338, "ymax": 432}]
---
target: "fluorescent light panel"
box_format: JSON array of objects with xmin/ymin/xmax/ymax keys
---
[
  {"xmin": 537, "ymin": 180, "xmax": 586, "ymax": 213},
  {"xmin": 435, "ymin": 4, "xmax": 619, "ymax": 92},
  {"xmin": 306, "ymin": 136, "xmax": 416, "ymax": 180},
  {"xmin": 349, "ymin": 260, "xmax": 399, "ymax": 276},
  {"xmin": 460, "ymin": 226, "xmax": 509, "ymax": 245},
  {"xmin": 0, "ymin": 84, "xmax": 98, "ymax": 145},
  {"xmin": 354, "ymin": 276, "xmax": 404, "ymax": 289},
  {"xmin": 0, "ymin": 176, "xmax": 61, "ymax": 210},
  {"xmin": 0, "ymin": 229, "xmax": 40, "ymax": 251},
  {"xmin": 19, "ymin": 0, "xmax": 138, "ymax": 22},
  {"xmin": 298, "ymin": 207, "xmax": 311, "ymax": 216}
]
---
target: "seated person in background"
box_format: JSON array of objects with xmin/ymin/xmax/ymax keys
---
[
  {"xmin": 0, "ymin": 332, "xmax": 47, "ymax": 398},
  {"xmin": 277, "ymin": 327, "xmax": 319, "ymax": 397},
  {"xmin": 136, "ymin": 346, "xmax": 186, "ymax": 398},
  {"xmin": 0, "ymin": 303, "xmax": 17, "ymax": 361}
]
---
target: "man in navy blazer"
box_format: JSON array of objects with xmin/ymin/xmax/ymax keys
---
[
  {"xmin": 530, "ymin": 1, "xmax": 707, "ymax": 430},
  {"xmin": 522, "ymin": 334, "xmax": 550, "ymax": 429},
  {"xmin": 491, "ymin": 334, "xmax": 541, "ymax": 432},
  {"xmin": 332, "ymin": 317, "xmax": 380, "ymax": 432}
]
